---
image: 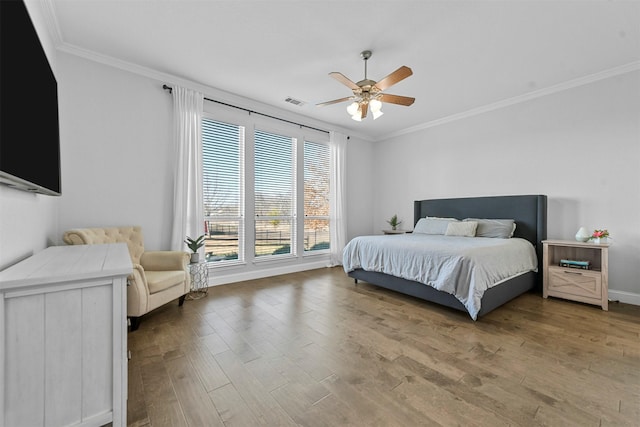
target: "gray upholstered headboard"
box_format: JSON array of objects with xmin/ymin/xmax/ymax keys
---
[{"xmin": 413, "ymin": 195, "xmax": 548, "ymax": 287}]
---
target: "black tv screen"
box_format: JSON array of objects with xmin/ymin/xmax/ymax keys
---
[{"xmin": 0, "ymin": 0, "xmax": 61, "ymax": 196}]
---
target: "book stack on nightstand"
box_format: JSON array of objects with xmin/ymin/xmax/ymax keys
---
[{"xmin": 542, "ymin": 240, "xmax": 609, "ymax": 310}]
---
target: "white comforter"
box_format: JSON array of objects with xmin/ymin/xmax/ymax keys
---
[{"xmin": 342, "ymin": 234, "xmax": 538, "ymax": 320}]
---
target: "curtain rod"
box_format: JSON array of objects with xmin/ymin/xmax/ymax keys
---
[{"xmin": 162, "ymin": 84, "xmax": 329, "ymax": 135}]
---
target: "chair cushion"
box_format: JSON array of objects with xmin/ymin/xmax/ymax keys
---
[{"xmin": 145, "ymin": 270, "xmax": 186, "ymax": 294}]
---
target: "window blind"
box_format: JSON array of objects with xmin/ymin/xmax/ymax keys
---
[
  {"xmin": 254, "ymin": 129, "xmax": 296, "ymax": 257},
  {"xmin": 202, "ymin": 118, "xmax": 244, "ymax": 263}
]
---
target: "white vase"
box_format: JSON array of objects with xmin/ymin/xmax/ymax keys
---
[
  {"xmin": 190, "ymin": 253, "xmax": 200, "ymax": 263},
  {"xmin": 575, "ymin": 227, "xmax": 590, "ymax": 242},
  {"xmin": 592, "ymin": 237, "xmax": 607, "ymax": 245}
]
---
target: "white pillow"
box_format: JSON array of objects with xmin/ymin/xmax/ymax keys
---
[
  {"xmin": 445, "ymin": 221, "xmax": 477, "ymax": 237},
  {"xmin": 414, "ymin": 217, "xmax": 459, "ymax": 235}
]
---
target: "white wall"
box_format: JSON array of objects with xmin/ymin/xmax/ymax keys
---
[
  {"xmin": 372, "ymin": 71, "xmax": 640, "ymax": 301},
  {"xmin": 0, "ymin": 0, "xmax": 59, "ymax": 270},
  {"xmin": 54, "ymin": 52, "xmax": 374, "ymax": 283},
  {"xmin": 56, "ymin": 53, "xmax": 174, "ymax": 250},
  {"xmin": 345, "ymin": 136, "xmax": 375, "ymax": 241}
]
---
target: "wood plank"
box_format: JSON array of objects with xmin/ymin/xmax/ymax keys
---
[
  {"xmin": 139, "ymin": 360, "xmax": 188, "ymax": 427},
  {"xmin": 125, "ymin": 267, "xmax": 640, "ymax": 427},
  {"xmin": 164, "ymin": 355, "xmax": 225, "ymax": 427},
  {"xmin": 127, "ymin": 365, "xmax": 150, "ymax": 427},
  {"xmin": 5, "ymin": 294, "xmax": 45, "ymax": 427},
  {"xmin": 45, "ymin": 289, "xmax": 82, "ymax": 427},
  {"xmin": 208, "ymin": 383, "xmax": 262, "ymax": 427},
  {"xmin": 186, "ymin": 341, "xmax": 231, "ymax": 392},
  {"xmin": 82, "ymin": 284, "xmax": 113, "ymax": 419},
  {"xmin": 214, "ymin": 350, "xmax": 297, "ymax": 426}
]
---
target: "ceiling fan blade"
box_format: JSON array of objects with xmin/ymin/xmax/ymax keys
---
[
  {"xmin": 316, "ymin": 96, "xmax": 353, "ymax": 107},
  {"xmin": 329, "ymin": 72, "xmax": 360, "ymax": 90},
  {"xmin": 360, "ymin": 102, "xmax": 368, "ymax": 119},
  {"xmin": 379, "ymin": 93, "xmax": 415, "ymax": 106},
  {"xmin": 374, "ymin": 66, "xmax": 413, "ymax": 91}
]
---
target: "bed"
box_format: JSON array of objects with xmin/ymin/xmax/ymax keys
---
[{"xmin": 344, "ymin": 194, "xmax": 547, "ymax": 319}]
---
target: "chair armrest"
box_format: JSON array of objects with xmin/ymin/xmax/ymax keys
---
[
  {"xmin": 127, "ymin": 263, "xmax": 150, "ymax": 317},
  {"xmin": 63, "ymin": 230, "xmax": 89, "ymax": 245},
  {"xmin": 140, "ymin": 251, "xmax": 190, "ymax": 271}
]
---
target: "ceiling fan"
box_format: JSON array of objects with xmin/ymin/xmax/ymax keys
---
[{"xmin": 317, "ymin": 50, "xmax": 415, "ymax": 121}]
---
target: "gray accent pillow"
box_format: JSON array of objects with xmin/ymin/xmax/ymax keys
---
[
  {"xmin": 464, "ymin": 218, "xmax": 516, "ymax": 238},
  {"xmin": 445, "ymin": 221, "xmax": 477, "ymax": 237},
  {"xmin": 414, "ymin": 217, "xmax": 459, "ymax": 235}
]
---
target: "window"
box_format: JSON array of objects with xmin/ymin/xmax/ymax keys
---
[
  {"xmin": 201, "ymin": 118, "xmax": 244, "ymax": 263},
  {"xmin": 201, "ymin": 110, "xmax": 331, "ymax": 266},
  {"xmin": 303, "ymin": 141, "xmax": 330, "ymax": 253},
  {"xmin": 254, "ymin": 129, "xmax": 296, "ymax": 257}
]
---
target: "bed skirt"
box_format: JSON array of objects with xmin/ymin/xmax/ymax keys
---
[{"xmin": 347, "ymin": 269, "xmax": 536, "ymax": 318}]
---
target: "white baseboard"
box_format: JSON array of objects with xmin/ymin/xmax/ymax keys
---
[
  {"xmin": 208, "ymin": 259, "xmax": 330, "ymax": 287},
  {"xmin": 608, "ymin": 289, "xmax": 640, "ymax": 306}
]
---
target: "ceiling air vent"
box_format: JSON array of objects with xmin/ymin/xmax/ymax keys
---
[{"xmin": 284, "ymin": 97, "xmax": 305, "ymax": 107}]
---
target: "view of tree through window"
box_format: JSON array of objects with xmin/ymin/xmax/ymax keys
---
[
  {"xmin": 304, "ymin": 141, "xmax": 330, "ymax": 252},
  {"xmin": 202, "ymin": 118, "xmax": 244, "ymax": 263}
]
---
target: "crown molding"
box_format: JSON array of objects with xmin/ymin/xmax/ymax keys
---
[
  {"xmin": 56, "ymin": 37, "xmax": 637, "ymax": 144},
  {"xmin": 56, "ymin": 42, "xmax": 367, "ymax": 141},
  {"xmin": 40, "ymin": 0, "xmax": 63, "ymax": 47},
  {"xmin": 381, "ymin": 60, "xmax": 640, "ymax": 141}
]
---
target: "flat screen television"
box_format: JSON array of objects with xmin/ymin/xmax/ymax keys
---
[{"xmin": 0, "ymin": 0, "xmax": 61, "ymax": 196}]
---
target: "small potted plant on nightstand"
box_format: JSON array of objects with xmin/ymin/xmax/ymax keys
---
[
  {"xmin": 184, "ymin": 235, "xmax": 205, "ymax": 263},
  {"xmin": 386, "ymin": 214, "xmax": 402, "ymax": 231},
  {"xmin": 590, "ymin": 229, "xmax": 610, "ymax": 244}
]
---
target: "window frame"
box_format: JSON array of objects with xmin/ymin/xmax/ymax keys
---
[
  {"xmin": 253, "ymin": 126, "xmax": 298, "ymax": 261},
  {"xmin": 201, "ymin": 114, "xmax": 246, "ymax": 267}
]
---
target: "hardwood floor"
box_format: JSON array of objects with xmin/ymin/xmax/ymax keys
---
[{"xmin": 127, "ymin": 267, "xmax": 640, "ymax": 426}]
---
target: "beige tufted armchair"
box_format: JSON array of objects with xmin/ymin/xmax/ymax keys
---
[{"xmin": 63, "ymin": 226, "xmax": 191, "ymax": 331}]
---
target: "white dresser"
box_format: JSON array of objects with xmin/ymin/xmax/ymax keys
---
[{"xmin": 0, "ymin": 243, "xmax": 132, "ymax": 427}]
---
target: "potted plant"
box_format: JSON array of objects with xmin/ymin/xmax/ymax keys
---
[
  {"xmin": 386, "ymin": 214, "xmax": 402, "ymax": 231},
  {"xmin": 590, "ymin": 229, "xmax": 610, "ymax": 244},
  {"xmin": 184, "ymin": 235, "xmax": 205, "ymax": 263}
]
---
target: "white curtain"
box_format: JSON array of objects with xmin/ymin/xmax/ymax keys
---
[
  {"xmin": 328, "ymin": 131, "xmax": 347, "ymax": 266},
  {"xmin": 170, "ymin": 86, "xmax": 205, "ymax": 254}
]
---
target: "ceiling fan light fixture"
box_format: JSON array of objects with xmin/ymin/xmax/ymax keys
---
[
  {"xmin": 369, "ymin": 98, "xmax": 382, "ymax": 112},
  {"xmin": 346, "ymin": 101, "xmax": 359, "ymax": 116},
  {"xmin": 351, "ymin": 104, "xmax": 363, "ymax": 121},
  {"xmin": 372, "ymin": 109, "xmax": 384, "ymax": 120}
]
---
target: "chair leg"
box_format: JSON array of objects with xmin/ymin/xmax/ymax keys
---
[
  {"xmin": 129, "ymin": 317, "xmax": 141, "ymax": 332},
  {"xmin": 178, "ymin": 294, "xmax": 186, "ymax": 306}
]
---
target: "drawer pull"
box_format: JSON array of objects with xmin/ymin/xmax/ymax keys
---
[{"xmin": 564, "ymin": 271, "xmax": 583, "ymax": 275}]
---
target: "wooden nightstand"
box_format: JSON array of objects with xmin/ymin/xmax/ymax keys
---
[{"xmin": 542, "ymin": 239, "xmax": 609, "ymax": 310}]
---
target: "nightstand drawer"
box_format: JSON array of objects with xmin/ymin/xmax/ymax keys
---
[{"xmin": 548, "ymin": 267, "xmax": 601, "ymax": 299}]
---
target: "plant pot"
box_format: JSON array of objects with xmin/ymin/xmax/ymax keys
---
[{"xmin": 190, "ymin": 253, "xmax": 200, "ymax": 263}]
